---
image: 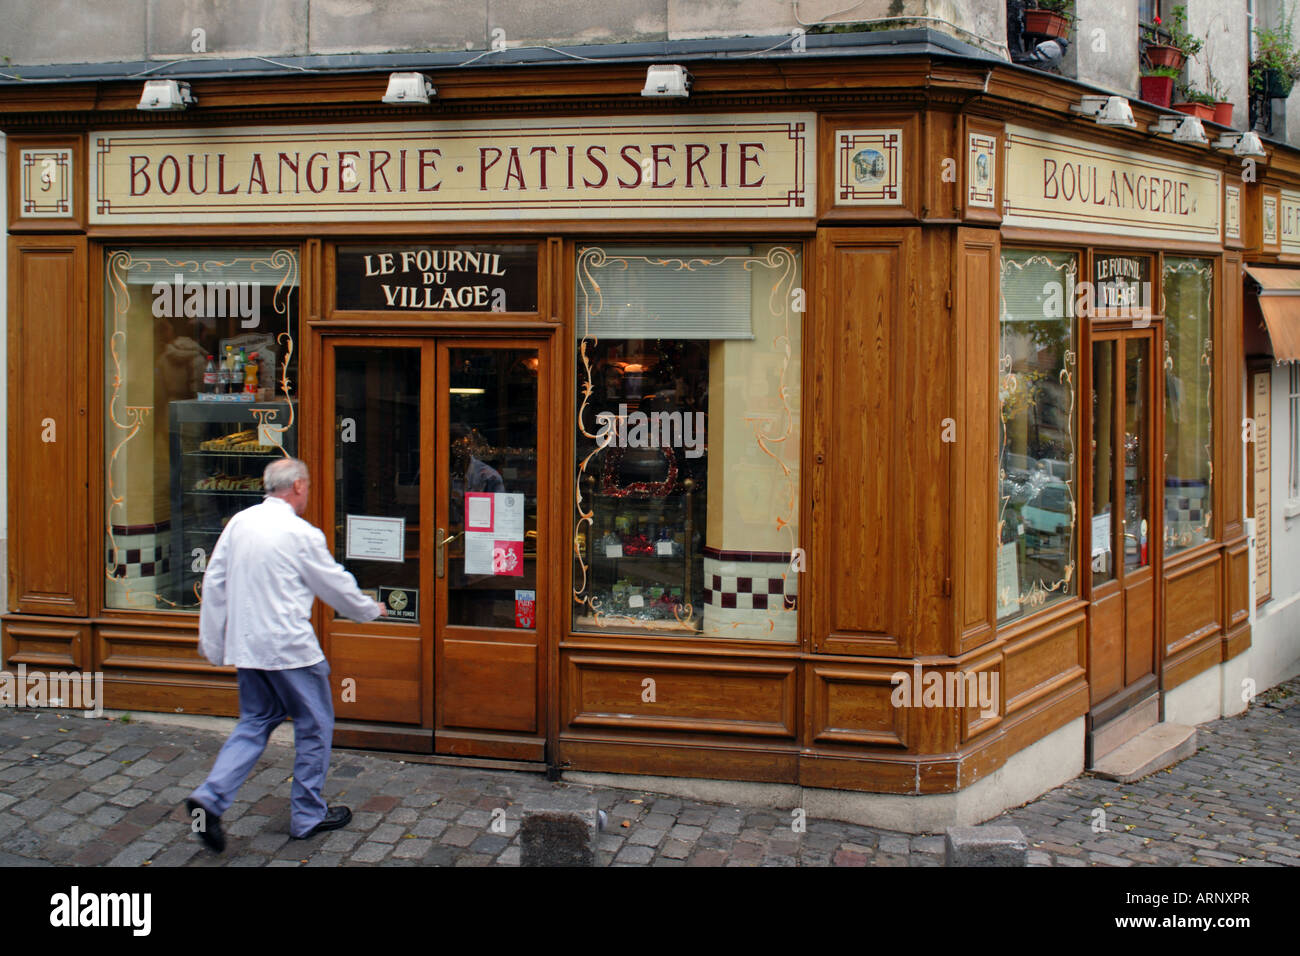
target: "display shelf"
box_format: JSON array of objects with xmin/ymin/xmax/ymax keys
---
[{"xmin": 169, "ymin": 399, "xmax": 297, "ymax": 601}]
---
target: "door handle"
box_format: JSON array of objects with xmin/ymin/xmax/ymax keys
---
[{"xmin": 436, "ymin": 529, "xmax": 462, "ymax": 578}]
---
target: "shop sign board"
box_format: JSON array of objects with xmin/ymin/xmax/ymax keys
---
[
  {"xmin": 1279, "ymin": 189, "xmax": 1300, "ymax": 255},
  {"xmin": 1003, "ymin": 125, "xmax": 1221, "ymax": 242},
  {"xmin": 335, "ymin": 244, "xmax": 537, "ymax": 312},
  {"xmin": 90, "ymin": 114, "xmax": 814, "ymax": 224},
  {"xmin": 1093, "ymin": 254, "xmax": 1150, "ymax": 314}
]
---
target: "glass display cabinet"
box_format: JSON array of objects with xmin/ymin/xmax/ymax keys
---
[{"xmin": 168, "ymin": 399, "xmax": 297, "ymax": 603}]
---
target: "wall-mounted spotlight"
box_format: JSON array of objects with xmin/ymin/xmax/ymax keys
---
[
  {"xmin": 382, "ymin": 72, "xmax": 435, "ymax": 105},
  {"xmin": 1172, "ymin": 115, "xmax": 1209, "ymax": 145},
  {"xmin": 137, "ymin": 79, "xmax": 196, "ymax": 111},
  {"xmin": 641, "ymin": 64, "xmax": 691, "ymax": 98},
  {"xmin": 1213, "ymin": 130, "xmax": 1268, "ymax": 157},
  {"xmin": 1071, "ymin": 94, "xmax": 1136, "ymax": 129}
]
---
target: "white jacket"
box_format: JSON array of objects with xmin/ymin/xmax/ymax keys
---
[{"xmin": 198, "ymin": 496, "xmax": 382, "ymax": 669}]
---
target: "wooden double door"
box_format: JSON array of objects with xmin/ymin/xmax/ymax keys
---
[
  {"xmin": 1086, "ymin": 326, "xmax": 1161, "ymax": 728},
  {"xmin": 317, "ymin": 335, "xmax": 548, "ymax": 760}
]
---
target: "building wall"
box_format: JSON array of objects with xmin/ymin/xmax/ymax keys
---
[
  {"xmin": 1256, "ymin": 361, "xmax": 1300, "ymax": 690},
  {"xmin": 0, "ymin": 0, "xmax": 1007, "ymax": 65},
  {"xmin": 0, "ymin": 130, "xmax": 7, "ymax": 615}
]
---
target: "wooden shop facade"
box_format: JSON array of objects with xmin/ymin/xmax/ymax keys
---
[{"xmin": 1, "ymin": 36, "xmax": 1282, "ymax": 810}]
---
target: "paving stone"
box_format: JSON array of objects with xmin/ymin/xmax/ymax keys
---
[
  {"xmin": 108, "ymin": 788, "xmax": 150, "ymax": 808},
  {"xmin": 11, "ymin": 797, "xmax": 52, "ymax": 819},
  {"xmin": 615, "ymin": 844, "xmax": 655, "ymax": 864},
  {"xmin": 412, "ymin": 818, "xmax": 449, "ymax": 839},
  {"xmin": 370, "ymin": 823, "xmax": 406, "ymax": 844},
  {"xmin": 31, "ymin": 809, "xmax": 77, "ymax": 834},
  {"xmin": 392, "ymin": 837, "xmax": 433, "ymax": 859},
  {"xmin": 108, "ymin": 840, "xmax": 164, "ymax": 867}
]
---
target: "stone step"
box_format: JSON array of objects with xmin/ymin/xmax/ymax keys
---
[
  {"xmin": 1090, "ymin": 723, "xmax": 1197, "ymax": 783},
  {"xmin": 1090, "ymin": 693, "xmax": 1159, "ymax": 764}
]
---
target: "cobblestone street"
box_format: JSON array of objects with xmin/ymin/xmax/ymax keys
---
[{"xmin": 0, "ymin": 678, "xmax": 1295, "ymax": 867}]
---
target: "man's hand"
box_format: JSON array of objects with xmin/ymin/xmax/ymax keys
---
[{"xmin": 377, "ymin": 602, "xmax": 388, "ymax": 618}]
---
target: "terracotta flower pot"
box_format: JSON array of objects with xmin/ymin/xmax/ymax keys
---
[
  {"xmin": 1172, "ymin": 101, "xmax": 1215, "ymax": 121},
  {"xmin": 1212, "ymin": 101, "xmax": 1234, "ymax": 125},
  {"xmin": 1139, "ymin": 75, "xmax": 1174, "ymax": 108},
  {"xmin": 1145, "ymin": 44, "xmax": 1186, "ymax": 70},
  {"xmin": 1024, "ymin": 10, "xmax": 1070, "ymax": 39}
]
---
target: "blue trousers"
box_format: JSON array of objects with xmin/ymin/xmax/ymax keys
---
[{"xmin": 189, "ymin": 658, "xmax": 334, "ymax": 838}]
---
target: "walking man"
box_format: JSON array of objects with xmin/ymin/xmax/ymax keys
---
[{"xmin": 186, "ymin": 458, "xmax": 385, "ymax": 852}]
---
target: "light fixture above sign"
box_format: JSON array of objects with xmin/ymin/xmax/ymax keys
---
[
  {"xmin": 641, "ymin": 64, "xmax": 691, "ymax": 98},
  {"xmin": 1213, "ymin": 130, "xmax": 1267, "ymax": 157},
  {"xmin": 382, "ymin": 72, "xmax": 435, "ymax": 105},
  {"xmin": 1071, "ymin": 94, "xmax": 1136, "ymax": 129},
  {"xmin": 1172, "ymin": 115, "xmax": 1209, "ymax": 145},
  {"xmin": 137, "ymin": 80, "xmax": 196, "ymax": 111}
]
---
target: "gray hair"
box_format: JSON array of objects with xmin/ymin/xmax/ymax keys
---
[{"xmin": 263, "ymin": 457, "xmax": 309, "ymax": 495}]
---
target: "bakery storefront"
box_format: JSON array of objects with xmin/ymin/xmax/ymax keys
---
[{"xmin": 0, "ymin": 50, "xmax": 1259, "ymax": 823}]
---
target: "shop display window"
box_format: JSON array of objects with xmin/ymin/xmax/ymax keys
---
[
  {"xmin": 1162, "ymin": 257, "xmax": 1214, "ymax": 554},
  {"xmin": 572, "ymin": 244, "xmax": 801, "ymax": 640},
  {"xmin": 997, "ymin": 249, "xmax": 1078, "ymax": 622},
  {"xmin": 103, "ymin": 247, "xmax": 300, "ymax": 611}
]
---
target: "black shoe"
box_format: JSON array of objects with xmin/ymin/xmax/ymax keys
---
[
  {"xmin": 185, "ymin": 798, "xmax": 226, "ymax": 853},
  {"xmin": 292, "ymin": 805, "xmax": 352, "ymax": 839}
]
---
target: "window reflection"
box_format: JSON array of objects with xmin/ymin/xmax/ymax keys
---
[
  {"xmin": 998, "ymin": 250, "xmax": 1078, "ymax": 621},
  {"xmin": 1162, "ymin": 258, "xmax": 1214, "ymax": 554}
]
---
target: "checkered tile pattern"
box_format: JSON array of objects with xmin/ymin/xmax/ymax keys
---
[
  {"xmin": 703, "ymin": 574, "xmax": 797, "ymax": 611},
  {"xmin": 107, "ymin": 545, "xmax": 171, "ymax": 579},
  {"xmin": 1164, "ymin": 484, "xmax": 1208, "ymax": 542}
]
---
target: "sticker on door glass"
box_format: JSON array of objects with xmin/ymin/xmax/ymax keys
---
[
  {"xmin": 515, "ymin": 589, "xmax": 536, "ymax": 628},
  {"xmin": 464, "ymin": 492, "xmax": 525, "ymax": 576},
  {"xmin": 380, "ymin": 586, "xmax": 418, "ymax": 622}
]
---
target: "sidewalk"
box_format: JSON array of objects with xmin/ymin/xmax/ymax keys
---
[{"xmin": 0, "ymin": 677, "xmax": 1295, "ymax": 867}]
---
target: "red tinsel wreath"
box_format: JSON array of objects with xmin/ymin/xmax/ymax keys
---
[{"xmin": 600, "ymin": 445, "xmax": 678, "ymax": 498}]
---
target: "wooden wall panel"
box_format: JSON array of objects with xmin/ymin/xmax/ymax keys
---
[
  {"xmin": 7, "ymin": 237, "xmax": 87, "ymax": 617},
  {"xmin": 807, "ymin": 664, "xmax": 909, "ymax": 748},
  {"xmin": 1225, "ymin": 538, "xmax": 1250, "ymax": 639},
  {"xmin": 329, "ymin": 628, "xmax": 422, "ymax": 725},
  {"xmin": 1221, "ymin": 253, "xmax": 1244, "ymax": 536},
  {"xmin": 1164, "ymin": 551, "xmax": 1223, "ymax": 658},
  {"xmin": 1, "ymin": 617, "xmax": 88, "ymax": 671},
  {"xmin": 1088, "ymin": 591, "xmax": 1124, "ymax": 703},
  {"xmin": 95, "ymin": 624, "xmax": 237, "ymax": 716},
  {"xmin": 954, "ymin": 227, "xmax": 999, "ymax": 654},
  {"xmin": 1123, "ymin": 577, "xmax": 1155, "ymax": 685},
  {"xmin": 440, "ymin": 637, "xmax": 537, "ymax": 733},
  {"xmin": 813, "ymin": 227, "xmax": 947, "ymax": 657},
  {"xmin": 1002, "ymin": 604, "xmax": 1087, "ymax": 714},
  {"xmin": 564, "ymin": 653, "xmax": 797, "ymax": 738}
]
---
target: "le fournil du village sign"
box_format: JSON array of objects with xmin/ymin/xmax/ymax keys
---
[
  {"xmin": 90, "ymin": 114, "xmax": 813, "ymax": 224},
  {"xmin": 335, "ymin": 244, "xmax": 538, "ymax": 312}
]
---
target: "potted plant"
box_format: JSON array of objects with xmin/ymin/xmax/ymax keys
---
[
  {"xmin": 1206, "ymin": 69, "xmax": 1234, "ymax": 126},
  {"xmin": 1140, "ymin": 66, "xmax": 1180, "ymax": 108},
  {"xmin": 1142, "ymin": 6, "xmax": 1202, "ymax": 71},
  {"xmin": 1174, "ymin": 83, "xmax": 1217, "ymax": 121},
  {"xmin": 1251, "ymin": 22, "xmax": 1300, "ymax": 102},
  {"xmin": 1024, "ymin": 0, "xmax": 1073, "ymax": 40}
]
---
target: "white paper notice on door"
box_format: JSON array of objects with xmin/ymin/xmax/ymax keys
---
[
  {"xmin": 345, "ymin": 515, "xmax": 405, "ymax": 563},
  {"xmin": 1091, "ymin": 512, "xmax": 1112, "ymax": 556},
  {"xmin": 463, "ymin": 492, "xmax": 525, "ymax": 576}
]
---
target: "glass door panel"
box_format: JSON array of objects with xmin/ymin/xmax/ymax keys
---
[
  {"xmin": 442, "ymin": 348, "xmax": 539, "ymax": 629},
  {"xmin": 1124, "ymin": 339, "xmax": 1151, "ymax": 570},
  {"xmin": 333, "ymin": 347, "xmax": 422, "ymax": 618},
  {"xmin": 1091, "ymin": 340, "xmax": 1116, "ymax": 585}
]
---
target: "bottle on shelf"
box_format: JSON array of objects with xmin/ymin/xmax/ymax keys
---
[
  {"xmin": 221, "ymin": 345, "xmax": 235, "ymax": 393},
  {"xmin": 244, "ymin": 353, "xmax": 259, "ymax": 394},
  {"xmin": 203, "ymin": 355, "xmax": 217, "ymax": 395},
  {"xmin": 233, "ymin": 347, "xmax": 245, "ymax": 390}
]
